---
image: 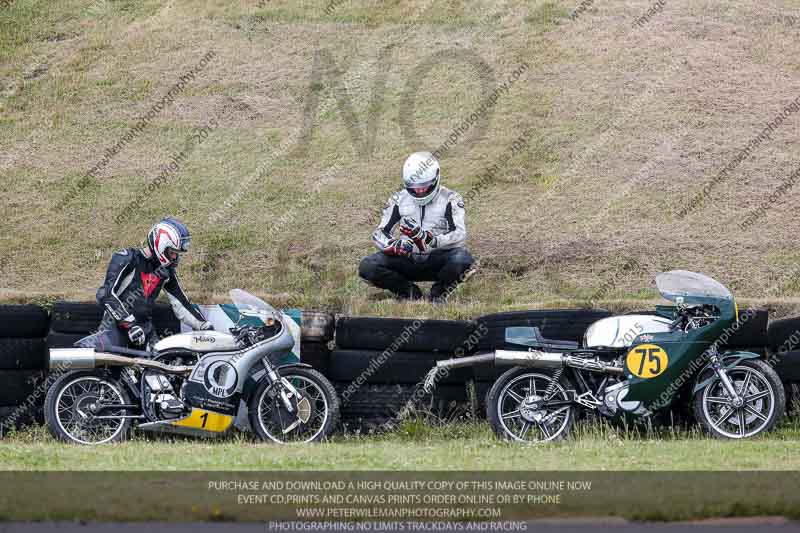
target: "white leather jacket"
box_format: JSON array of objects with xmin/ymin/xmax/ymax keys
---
[{"xmin": 372, "ymin": 186, "xmax": 467, "ymax": 259}]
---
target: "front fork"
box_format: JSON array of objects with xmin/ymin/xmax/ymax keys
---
[
  {"xmin": 709, "ymin": 350, "xmax": 744, "ymax": 407},
  {"xmin": 261, "ymin": 356, "xmax": 299, "ymax": 414}
]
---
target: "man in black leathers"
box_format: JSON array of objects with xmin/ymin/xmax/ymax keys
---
[{"xmin": 81, "ymin": 217, "xmax": 212, "ymax": 350}]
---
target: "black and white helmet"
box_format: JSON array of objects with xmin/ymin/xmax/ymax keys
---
[{"xmin": 402, "ymin": 151, "xmax": 441, "ymax": 206}]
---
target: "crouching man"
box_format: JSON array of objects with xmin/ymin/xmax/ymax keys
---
[{"xmin": 359, "ymin": 152, "xmax": 475, "ymax": 303}]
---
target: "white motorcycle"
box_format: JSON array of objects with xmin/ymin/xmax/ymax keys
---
[{"xmin": 44, "ymin": 290, "xmax": 339, "ymax": 444}]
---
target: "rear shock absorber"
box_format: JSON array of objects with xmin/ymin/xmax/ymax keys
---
[{"xmin": 542, "ymin": 367, "xmax": 564, "ymax": 399}]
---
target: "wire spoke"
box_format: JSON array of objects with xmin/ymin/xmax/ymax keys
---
[{"xmin": 537, "ymin": 421, "xmax": 551, "ymax": 440}]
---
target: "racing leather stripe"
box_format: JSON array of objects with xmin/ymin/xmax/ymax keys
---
[
  {"xmin": 382, "ymin": 205, "xmax": 401, "ymax": 235},
  {"xmin": 444, "ymin": 202, "xmax": 455, "ymax": 233},
  {"xmin": 110, "ymin": 265, "xmax": 135, "ymax": 317}
]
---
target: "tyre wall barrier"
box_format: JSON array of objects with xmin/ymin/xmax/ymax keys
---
[{"xmin": 0, "ymin": 305, "xmax": 51, "ymax": 432}]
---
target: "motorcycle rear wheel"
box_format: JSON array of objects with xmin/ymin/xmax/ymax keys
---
[
  {"xmin": 487, "ymin": 367, "xmax": 574, "ymax": 443},
  {"xmin": 44, "ymin": 370, "xmax": 132, "ymax": 445},
  {"xmin": 693, "ymin": 359, "xmax": 785, "ymax": 439},
  {"xmin": 249, "ymin": 367, "xmax": 340, "ymax": 444}
]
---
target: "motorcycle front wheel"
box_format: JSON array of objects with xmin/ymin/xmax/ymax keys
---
[
  {"xmin": 44, "ymin": 370, "xmax": 133, "ymax": 445},
  {"xmin": 248, "ymin": 367, "xmax": 340, "ymax": 444},
  {"xmin": 693, "ymin": 359, "xmax": 785, "ymax": 439},
  {"xmin": 487, "ymin": 367, "xmax": 574, "ymax": 443}
]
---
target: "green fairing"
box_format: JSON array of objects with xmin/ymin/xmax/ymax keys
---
[{"xmin": 625, "ymin": 288, "xmax": 737, "ymax": 406}]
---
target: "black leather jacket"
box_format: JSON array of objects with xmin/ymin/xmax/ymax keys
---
[{"xmin": 96, "ymin": 248, "xmax": 206, "ymax": 332}]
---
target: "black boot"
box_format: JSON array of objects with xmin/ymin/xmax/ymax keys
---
[
  {"xmin": 429, "ymin": 282, "xmax": 452, "ymax": 304},
  {"xmin": 398, "ymin": 283, "xmax": 423, "ymax": 301}
]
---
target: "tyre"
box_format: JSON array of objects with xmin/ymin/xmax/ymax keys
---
[
  {"xmin": 44, "ymin": 370, "xmax": 132, "ymax": 444},
  {"xmin": 51, "ymin": 302, "xmax": 179, "ymax": 336},
  {"xmin": 248, "ymin": 367, "xmax": 340, "ymax": 443},
  {"xmin": 772, "ymin": 350, "xmax": 800, "ymax": 382},
  {"xmin": 693, "ymin": 359, "xmax": 785, "ymax": 439},
  {"xmin": 50, "ymin": 302, "xmax": 103, "ymax": 334},
  {"xmin": 475, "ymin": 309, "xmax": 611, "ymax": 352},
  {"xmin": 721, "ymin": 308, "xmax": 768, "ymax": 348},
  {"xmin": 767, "ymin": 316, "xmax": 800, "ymax": 352},
  {"xmin": 0, "ymin": 305, "xmax": 49, "ymax": 338},
  {"xmin": 301, "ymin": 311, "xmax": 335, "ymax": 342},
  {"xmin": 334, "ymin": 382, "xmax": 471, "ymax": 432},
  {"xmin": 0, "ymin": 370, "xmax": 47, "ymax": 406},
  {"xmin": 328, "ymin": 349, "xmax": 472, "ymax": 385},
  {"xmin": 46, "ymin": 331, "xmax": 91, "ymax": 349},
  {"xmin": 335, "ymin": 317, "xmax": 476, "ymax": 353},
  {"xmin": 0, "ymin": 339, "xmax": 47, "ymax": 370},
  {"xmin": 473, "ymin": 362, "xmax": 502, "ymax": 382},
  {"xmin": 487, "ymin": 367, "xmax": 575, "ymax": 443},
  {"xmin": 301, "ymin": 341, "xmax": 331, "ymax": 375},
  {"xmin": 335, "ymin": 382, "xmax": 415, "ymax": 431},
  {"xmin": 0, "ymin": 405, "xmax": 42, "ymax": 433}
]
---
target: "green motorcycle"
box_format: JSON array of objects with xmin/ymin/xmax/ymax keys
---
[{"xmin": 428, "ymin": 270, "xmax": 785, "ymax": 442}]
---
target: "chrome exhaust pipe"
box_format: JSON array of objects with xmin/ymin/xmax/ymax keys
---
[
  {"xmin": 495, "ymin": 349, "xmax": 624, "ymax": 375},
  {"xmin": 495, "ymin": 349, "xmax": 564, "ymax": 368},
  {"xmin": 423, "ymin": 352, "xmax": 494, "ymax": 392},
  {"xmin": 94, "ymin": 353, "xmax": 193, "ymax": 375},
  {"xmin": 49, "ymin": 348, "xmax": 193, "ymax": 375},
  {"xmin": 424, "ymin": 348, "xmax": 624, "ymax": 392},
  {"xmin": 48, "ymin": 349, "xmax": 96, "ymax": 371},
  {"xmin": 434, "ymin": 352, "xmax": 495, "ymax": 371}
]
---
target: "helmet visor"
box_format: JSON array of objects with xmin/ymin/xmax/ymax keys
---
[
  {"xmin": 406, "ymin": 179, "xmax": 438, "ymax": 199},
  {"xmin": 178, "ymin": 235, "xmax": 192, "ymax": 253}
]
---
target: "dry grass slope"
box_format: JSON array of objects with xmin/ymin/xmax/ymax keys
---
[{"xmin": 2, "ymin": 0, "xmax": 800, "ymax": 318}]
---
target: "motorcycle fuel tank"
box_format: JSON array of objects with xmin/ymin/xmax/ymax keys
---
[
  {"xmin": 584, "ymin": 315, "xmax": 672, "ymax": 349},
  {"xmin": 154, "ymin": 330, "xmax": 239, "ymax": 353}
]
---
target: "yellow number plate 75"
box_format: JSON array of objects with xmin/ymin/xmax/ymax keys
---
[{"xmin": 625, "ymin": 344, "xmax": 669, "ymax": 379}]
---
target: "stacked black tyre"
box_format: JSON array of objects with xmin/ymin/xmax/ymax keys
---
[
  {"xmin": 766, "ymin": 313, "xmax": 800, "ymax": 410},
  {"xmin": 0, "ymin": 305, "xmax": 51, "ymax": 433},
  {"xmin": 46, "ymin": 301, "xmax": 181, "ymax": 349},
  {"xmin": 330, "ymin": 317, "xmax": 479, "ymax": 431}
]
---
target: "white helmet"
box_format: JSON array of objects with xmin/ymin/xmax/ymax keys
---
[{"xmin": 402, "ymin": 151, "xmax": 441, "ymax": 206}]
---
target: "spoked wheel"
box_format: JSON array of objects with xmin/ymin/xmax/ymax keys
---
[
  {"xmin": 249, "ymin": 367, "xmax": 340, "ymax": 443},
  {"xmin": 487, "ymin": 367, "xmax": 574, "ymax": 443},
  {"xmin": 693, "ymin": 359, "xmax": 785, "ymax": 439},
  {"xmin": 44, "ymin": 371, "xmax": 132, "ymax": 445}
]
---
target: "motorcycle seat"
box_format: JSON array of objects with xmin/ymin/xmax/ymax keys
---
[{"xmin": 505, "ymin": 326, "xmax": 580, "ymax": 352}]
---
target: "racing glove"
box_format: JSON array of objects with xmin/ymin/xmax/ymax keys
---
[
  {"xmin": 128, "ymin": 325, "xmax": 146, "ymax": 346},
  {"xmin": 400, "ymin": 217, "xmax": 436, "ymax": 252},
  {"xmin": 384, "ymin": 238, "xmax": 414, "ymax": 258},
  {"xmin": 118, "ymin": 314, "xmax": 146, "ymax": 346}
]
